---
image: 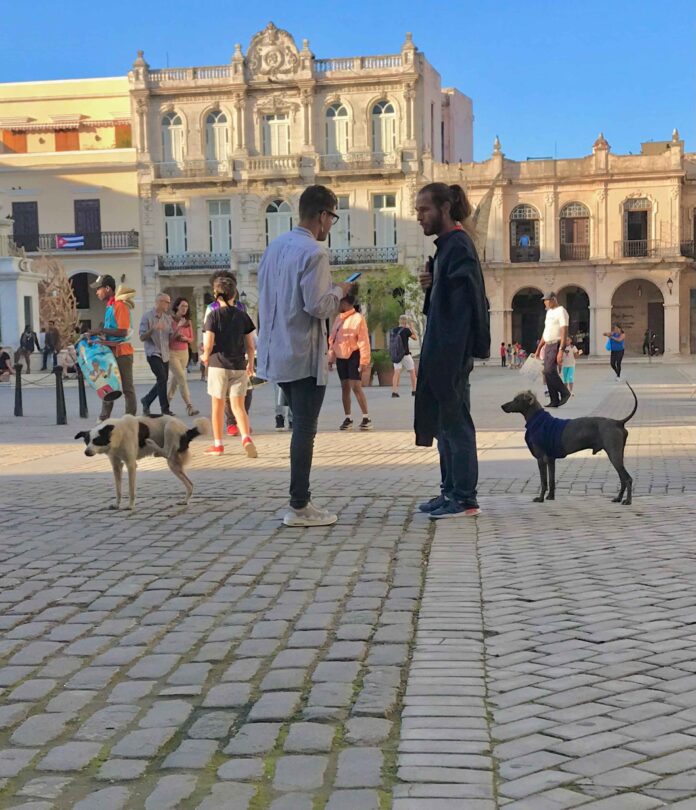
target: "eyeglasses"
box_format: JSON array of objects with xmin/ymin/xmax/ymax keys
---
[{"xmin": 322, "ymin": 210, "xmax": 340, "ymax": 223}]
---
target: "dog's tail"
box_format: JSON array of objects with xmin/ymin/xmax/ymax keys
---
[
  {"xmin": 619, "ymin": 382, "xmax": 638, "ymax": 426},
  {"xmin": 178, "ymin": 418, "xmax": 212, "ymax": 453}
]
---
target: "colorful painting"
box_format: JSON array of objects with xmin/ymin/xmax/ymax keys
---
[{"xmin": 76, "ymin": 338, "xmax": 122, "ymax": 402}]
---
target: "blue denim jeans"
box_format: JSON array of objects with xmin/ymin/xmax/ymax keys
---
[
  {"xmin": 278, "ymin": 377, "xmax": 326, "ymax": 509},
  {"xmin": 437, "ymin": 364, "xmax": 479, "ymax": 508}
]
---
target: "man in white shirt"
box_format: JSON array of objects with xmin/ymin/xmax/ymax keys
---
[{"xmin": 534, "ymin": 291, "xmax": 571, "ymax": 408}]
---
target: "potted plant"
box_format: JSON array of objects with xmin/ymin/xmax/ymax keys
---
[{"xmin": 371, "ymin": 349, "xmax": 393, "ymax": 387}]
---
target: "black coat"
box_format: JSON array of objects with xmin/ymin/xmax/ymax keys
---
[{"xmin": 414, "ymin": 228, "xmax": 490, "ymax": 447}]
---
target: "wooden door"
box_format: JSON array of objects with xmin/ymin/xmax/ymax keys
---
[
  {"xmin": 12, "ymin": 201, "xmax": 39, "ymax": 251},
  {"xmin": 55, "ymin": 130, "xmax": 80, "ymax": 151},
  {"xmin": 74, "ymin": 200, "xmax": 101, "ymax": 250}
]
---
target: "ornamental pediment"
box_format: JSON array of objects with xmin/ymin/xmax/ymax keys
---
[
  {"xmin": 254, "ymin": 93, "xmax": 301, "ymax": 119},
  {"xmin": 247, "ymin": 22, "xmax": 300, "ymax": 79}
]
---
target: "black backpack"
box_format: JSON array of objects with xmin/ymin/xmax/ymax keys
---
[{"xmin": 388, "ymin": 328, "xmax": 406, "ymax": 364}]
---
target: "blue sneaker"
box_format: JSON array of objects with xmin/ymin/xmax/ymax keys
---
[
  {"xmin": 429, "ymin": 501, "xmax": 481, "ymax": 520},
  {"xmin": 418, "ymin": 495, "xmax": 447, "ymax": 513}
]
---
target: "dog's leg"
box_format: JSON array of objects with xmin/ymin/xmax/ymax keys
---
[
  {"xmin": 607, "ymin": 435, "xmax": 632, "ymax": 505},
  {"xmin": 533, "ymin": 458, "xmax": 547, "ymax": 502},
  {"xmin": 110, "ymin": 459, "xmax": 123, "ymax": 510},
  {"xmin": 126, "ymin": 462, "xmax": 137, "ymax": 510},
  {"xmin": 547, "ymin": 458, "xmax": 556, "ymax": 501},
  {"xmin": 145, "ymin": 438, "xmax": 167, "ymax": 458},
  {"xmin": 168, "ymin": 460, "xmax": 193, "ymax": 505}
]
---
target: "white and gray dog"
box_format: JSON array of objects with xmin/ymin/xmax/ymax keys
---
[{"xmin": 75, "ymin": 414, "xmax": 210, "ymax": 510}]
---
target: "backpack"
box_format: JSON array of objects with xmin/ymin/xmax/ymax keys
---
[
  {"xmin": 388, "ymin": 328, "xmax": 406, "ymax": 364},
  {"xmin": 20, "ymin": 332, "xmax": 35, "ymax": 351}
]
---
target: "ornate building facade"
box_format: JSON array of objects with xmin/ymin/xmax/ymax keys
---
[{"xmin": 128, "ymin": 23, "xmax": 473, "ymax": 336}]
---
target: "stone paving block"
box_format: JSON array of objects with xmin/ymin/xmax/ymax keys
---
[
  {"xmin": 17, "ymin": 776, "xmax": 72, "ymax": 800},
  {"xmin": 326, "ymin": 790, "xmax": 380, "ymax": 810},
  {"xmin": 284, "ymin": 722, "xmax": 335, "ymax": 753},
  {"xmin": 162, "ymin": 739, "xmax": 217, "ymax": 769},
  {"xmin": 345, "ymin": 717, "xmax": 393, "ymax": 745},
  {"xmin": 224, "ymin": 723, "xmax": 281, "ymax": 755},
  {"xmin": 75, "ymin": 705, "xmax": 139, "ymax": 741},
  {"xmin": 187, "ymin": 710, "xmax": 237, "ymax": 739},
  {"xmin": 139, "ymin": 699, "xmax": 192, "ymax": 727},
  {"xmin": 111, "ymin": 727, "xmax": 177, "ymax": 758},
  {"xmin": 217, "ymin": 757, "xmax": 263, "ymax": 780},
  {"xmin": 36, "ymin": 742, "xmax": 102, "ymax": 772},
  {"xmin": 11, "ymin": 713, "xmax": 71, "ymax": 746},
  {"xmin": 195, "ymin": 783, "xmax": 256, "ymax": 810},
  {"xmin": 203, "ymin": 683, "xmax": 251, "ymax": 708},
  {"xmin": 335, "ymin": 747, "xmax": 383, "ymax": 788},
  {"xmin": 248, "ymin": 692, "xmax": 301, "ymax": 721},
  {"xmin": 144, "ymin": 774, "xmax": 197, "ymax": 809},
  {"xmin": 73, "ymin": 787, "xmax": 130, "ymax": 810},
  {"xmin": 268, "ymin": 794, "xmax": 315, "ymax": 810},
  {"xmin": 0, "ymin": 748, "xmax": 38, "ymax": 777},
  {"xmin": 273, "ymin": 755, "xmax": 328, "ymax": 791},
  {"xmin": 97, "ymin": 759, "xmax": 148, "ymax": 781},
  {"xmin": 260, "ymin": 668, "xmax": 307, "ymax": 691}
]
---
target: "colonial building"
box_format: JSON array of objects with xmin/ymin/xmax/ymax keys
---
[
  {"xmin": 0, "ymin": 77, "xmax": 142, "ymax": 338},
  {"xmin": 127, "ymin": 23, "xmax": 473, "ymax": 335},
  {"xmin": 438, "ymin": 131, "xmax": 696, "ymax": 357}
]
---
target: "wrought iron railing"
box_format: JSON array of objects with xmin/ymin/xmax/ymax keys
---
[
  {"xmin": 509, "ymin": 245, "xmax": 540, "ymax": 263},
  {"xmin": 614, "ymin": 240, "xmax": 662, "ymax": 258},
  {"xmin": 681, "ymin": 241, "xmax": 695, "ymax": 259},
  {"xmin": 329, "ymin": 246, "xmax": 398, "ymax": 265},
  {"xmin": 15, "ymin": 231, "xmax": 139, "ymax": 252},
  {"xmin": 560, "ymin": 243, "xmax": 590, "ymax": 261},
  {"xmin": 158, "ymin": 252, "xmax": 230, "ymax": 271},
  {"xmin": 318, "ymin": 152, "xmax": 400, "ymax": 171}
]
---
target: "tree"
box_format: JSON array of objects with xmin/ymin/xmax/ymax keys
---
[{"xmin": 34, "ymin": 256, "xmax": 78, "ymax": 347}]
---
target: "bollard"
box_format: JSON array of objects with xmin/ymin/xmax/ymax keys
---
[
  {"xmin": 14, "ymin": 363, "xmax": 23, "ymax": 417},
  {"xmin": 53, "ymin": 366, "xmax": 67, "ymax": 425},
  {"xmin": 76, "ymin": 366, "xmax": 88, "ymax": 419}
]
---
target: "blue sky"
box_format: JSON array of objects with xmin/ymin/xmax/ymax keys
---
[{"xmin": 1, "ymin": 0, "xmax": 692, "ymax": 161}]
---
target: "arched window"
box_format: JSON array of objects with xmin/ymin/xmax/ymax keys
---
[
  {"xmin": 265, "ymin": 200, "xmax": 292, "ymax": 246},
  {"xmin": 326, "ymin": 103, "xmax": 349, "ymax": 156},
  {"xmin": 161, "ymin": 112, "xmax": 184, "ymax": 164},
  {"xmin": 205, "ymin": 110, "xmax": 229, "ymax": 162},
  {"xmin": 509, "ymin": 204, "xmax": 540, "ymax": 262},
  {"xmin": 371, "ymin": 100, "xmax": 396, "ymax": 155},
  {"xmin": 560, "ymin": 202, "xmax": 590, "ymax": 260}
]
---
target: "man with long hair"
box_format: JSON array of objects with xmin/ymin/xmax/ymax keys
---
[{"xmin": 414, "ymin": 183, "xmax": 490, "ymax": 519}]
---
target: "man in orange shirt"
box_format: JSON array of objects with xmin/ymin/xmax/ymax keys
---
[{"xmin": 89, "ymin": 274, "xmax": 137, "ymax": 421}]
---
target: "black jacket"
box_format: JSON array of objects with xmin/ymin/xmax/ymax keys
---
[{"xmin": 414, "ymin": 228, "xmax": 490, "ymax": 447}]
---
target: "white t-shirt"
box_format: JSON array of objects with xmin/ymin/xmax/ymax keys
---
[
  {"xmin": 562, "ymin": 345, "xmax": 578, "ymax": 368},
  {"xmin": 542, "ymin": 305, "xmax": 569, "ymax": 343}
]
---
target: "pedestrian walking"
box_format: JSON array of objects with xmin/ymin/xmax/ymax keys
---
[
  {"xmin": 15, "ymin": 325, "xmax": 40, "ymax": 373},
  {"xmin": 505, "ymin": 343, "xmax": 512, "ymax": 368},
  {"xmin": 41, "ymin": 320, "xmax": 60, "ymax": 370},
  {"xmin": 168, "ymin": 297, "xmax": 199, "ymax": 416},
  {"xmin": 88, "ymin": 275, "xmax": 137, "ymax": 420},
  {"xmin": 642, "ymin": 329, "xmax": 650, "ymax": 356},
  {"xmin": 604, "ymin": 323, "xmax": 625, "ymax": 380},
  {"xmin": 139, "ymin": 292, "xmax": 176, "ymax": 416},
  {"xmin": 200, "ymin": 275, "xmax": 257, "ymax": 458},
  {"xmin": 499, "ymin": 342, "xmax": 506, "ymax": 367},
  {"xmin": 389, "ymin": 315, "xmax": 417, "ymax": 397},
  {"xmin": 329, "ymin": 290, "xmax": 372, "ymax": 431},
  {"xmin": 561, "ymin": 336, "xmax": 583, "ymax": 394},
  {"xmin": 257, "ymin": 184, "xmax": 353, "ymax": 527},
  {"xmin": 534, "ymin": 292, "xmax": 571, "ymax": 408},
  {"xmin": 414, "ymin": 182, "xmax": 490, "ymax": 519}
]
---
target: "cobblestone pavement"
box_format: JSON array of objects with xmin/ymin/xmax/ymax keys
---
[{"xmin": 1, "ymin": 361, "xmax": 696, "ymax": 808}]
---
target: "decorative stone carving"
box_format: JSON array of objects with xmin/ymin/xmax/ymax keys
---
[
  {"xmin": 670, "ymin": 182, "xmax": 680, "ymax": 199},
  {"xmin": 544, "ymin": 192, "xmax": 555, "ymax": 208},
  {"xmin": 595, "ymin": 188, "xmax": 607, "ymax": 202},
  {"xmin": 493, "ymin": 135, "xmax": 501, "ymax": 155},
  {"xmin": 596, "ymin": 267, "xmax": 607, "ymax": 282},
  {"xmin": 247, "ymin": 22, "xmax": 300, "ymax": 79},
  {"xmin": 593, "ymin": 132, "xmax": 609, "ymax": 151},
  {"xmin": 254, "ymin": 93, "xmax": 301, "ymax": 120}
]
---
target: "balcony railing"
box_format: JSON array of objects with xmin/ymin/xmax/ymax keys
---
[
  {"xmin": 681, "ymin": 241, "xmax": 695, "ymax": 259},
  {"xmin": 318, "ymin": 152, "xmax": 400, "ymax": 172},
  {"xmin": 614, "ymin": 240, "xmax": 662, "ymax": 258},
  {"xmin": 510, "ymin": 245, "xmax": 541, "ymax": 263},
  {"xmin": 560, "ymin": 243, "xmax": 590, "ymax": 261},
  {"xmin": 314, "ymin": 54, "xmax": 402, "ymax": 72},
  {"xmin": 158, "ymin": 252, "xmax": 231, "ymax": 272},
  {"xmin": 244, "ymin": 156, "xmax": 302, "ymax": 177},
  {"xmin": 329, "ymin": 246, "xmax": 398, "ymax": 265},
  {"xmin": 153, "ymin": 159, "xmax": 232, "ymax": 179},
  {"xmin": 16, "ymin": 231, "xmax": 139, "ymax": 252}
]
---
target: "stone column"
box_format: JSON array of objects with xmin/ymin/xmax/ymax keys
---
[
  {"xmin": 591, "ymin": 305, "xmax": 611, "ymax": 357},
  {"xmin": 193, "ymin": 286, "xmax": 207, "ymax": 342},
  {"xmin": 300, "ymin": 88, "xmax": 313, "ymax": 149},
  {"xmin": 593, "ymin": 188, "xmax": 607, "ymax": 259},
  {"xmin": 490, "ymin": 191, "xmax": 504, "ymax": 262},
  {"xmin": 136, "ymin": 99, "xmax": 149, "ymax": 155},
  {"xmin": 542, "ymin": 190, "xmax": 557, "ymax": 262},
  {"xmin": 233, "ymin": 94, "xmax": 246, "ymax": 152},
  {"xmin": 404, "ymin": 83, "xmax": 415, "ymax": 142},
  {"xmin": 663, "ymin": 300, "xmax": 681, "ymax": 357}
]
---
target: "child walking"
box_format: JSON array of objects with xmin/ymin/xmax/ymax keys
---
[{"xmin": 561, "ymin": 336, "xmax": 583, "ymax": 394}]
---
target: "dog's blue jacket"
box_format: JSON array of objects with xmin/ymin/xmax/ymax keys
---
[{"xmin": 525, "ymin": 409, "xmax": 570, "ymax": 459}]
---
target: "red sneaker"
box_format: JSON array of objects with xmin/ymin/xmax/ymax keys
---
[
  {"xmin": 204, "ymin": 445, "xmax": 224, "ymax": 456},
  {"xmin": 227, "ymin": 425, "xmax": 239, "ymax": 437},
  {"xmin": 242, "ymin": 437, "xmax": 258, "ymax": 458}
]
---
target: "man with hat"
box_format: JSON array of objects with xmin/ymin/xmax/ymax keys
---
[
  {"xmin": 88, "ymin": 274, "xmax": 137, "ymax": 420},
  {"xmin": 534, "ymin": 291, "xmax": 571, "ymax": 408}
]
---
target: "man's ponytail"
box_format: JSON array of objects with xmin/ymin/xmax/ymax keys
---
[{"xmin": 448, "ymin": 184, "xmax": 472, "ymax": 223}]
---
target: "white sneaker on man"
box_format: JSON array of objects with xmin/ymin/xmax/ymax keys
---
[{"xmin": 282, "ymin": 502, "xmax": 338, "ymax": 527}]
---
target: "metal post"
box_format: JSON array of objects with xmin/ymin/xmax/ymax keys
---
[
  {"xmin": 76, "ymin": 366, "xmax": 88, "ymax": 419},
  {"xmin": 14, "ymin": 363, "xmax": 23, "ymax": 417},
  {"xmin": 53, "ymin": 366, "xmax": 67, "ymax": 425}
]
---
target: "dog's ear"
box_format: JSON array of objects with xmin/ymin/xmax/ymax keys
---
[
  {"xmin": 93, "ymin": 424, "xmax": 115, "ymax": 447},
  {"xmin": 74, "ymin": 431, "xmax": 89, "ymax": 441}
]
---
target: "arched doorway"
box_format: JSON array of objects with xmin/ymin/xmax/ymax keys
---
[
  {"xmin": 69, "ymin": 271, "xmax": 99, "ymax": 332},
  {"xmin": 512, "ymin": 287, "xmax": 544, "ymax": 353},
  {"xmin": 557, "ymin": 286, "xmax": 590, "ymax": 355},
  {"xmin": 612, "ymin": 279, "xmax": 664, "ymax": 354}
]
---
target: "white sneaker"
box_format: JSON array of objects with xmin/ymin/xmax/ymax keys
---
[{"xmin": 282, "ymin": 502, "xmax": 338, "ymax": 527}]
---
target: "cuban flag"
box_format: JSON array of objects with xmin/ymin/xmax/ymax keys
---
[{"xmin": 55, "ymin": 234, "xmax": 85, "ymax": 249}]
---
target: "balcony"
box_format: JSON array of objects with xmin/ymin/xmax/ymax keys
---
[
  {"xmin": 314, "ymin": 54, "xmax": 402, "ymax": 73},
  {"xmin": 153, "ymin": 159, "xmax": 232, "ymax": 180},
  {"xmin": 329, "ymin": 246, "xmax": 398, "ymax": 265},
  {"xmin": 681, "ymin": 241, "xmax": 695, "ymax": 259},
  {"xmin": 318, "ymin": 152, "xmax": 401, "ymax": 174},
  {"xmin": 242, "ymin": 155, "xmax": 303, "ymax": 179},
  {"xmin": 510, "ymin": 245, "xmax": 540, "ymax": 263},
  {"xmin": 614, "ymin": 240, "xmax": 663, "ymax": 259},
  {"xmin": 16, "ymin": 231, "xmax": 139, "ymax": 253},
  {"xmin": 560, "ymin": 244, "xmax": 590, "ymax": 261},
  {"xmin": 158, "ymin": 252, "xmax": 231, "ymax": 273}
]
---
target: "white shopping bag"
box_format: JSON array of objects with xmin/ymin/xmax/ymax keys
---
[{"xmin": 519, "ymin": 355, "xmax": 544, "ymax": 386}]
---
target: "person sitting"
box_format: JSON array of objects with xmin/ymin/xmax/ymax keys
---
[{"xmin": 0, "ymin": 347, "xmax": 15, "ymax": 382}]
